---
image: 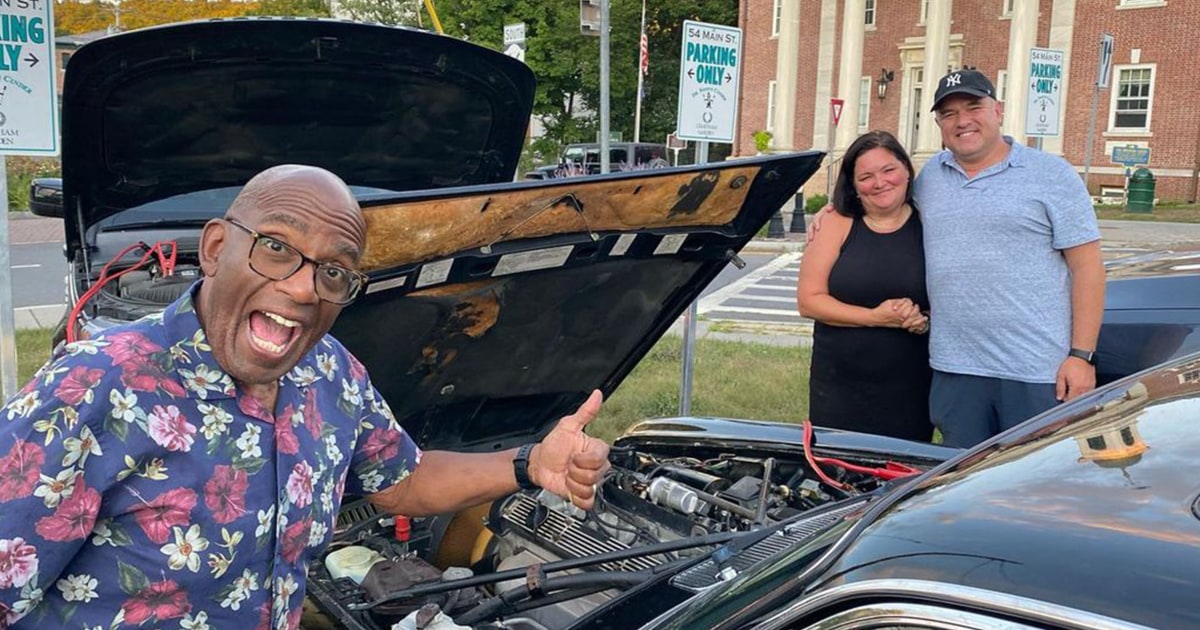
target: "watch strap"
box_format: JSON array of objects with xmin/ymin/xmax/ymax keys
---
[
  {"xmin": 1068, "ymin": 348, "xmax": 1096, "ymax": 365},
  {"xmin": 512, "ymin": 443, "xmax": 538, "ymax": 490}
]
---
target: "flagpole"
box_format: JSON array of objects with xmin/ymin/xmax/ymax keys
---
[{"xmin": 633, "ymin": 0, "xmax": 647, "ymax": 143}]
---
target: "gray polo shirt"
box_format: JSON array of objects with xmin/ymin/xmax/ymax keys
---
[{"xmin": 913, "ymin": 138, "xmax": 1101, "ymax": 383}]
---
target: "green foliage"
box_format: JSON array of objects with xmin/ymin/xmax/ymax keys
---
[
  {"xmin": 335, "ymin": 0, "xmax": 421, "ymax": 25},
  {"xmin": 436, "ymin": 0, "xmax": 738, "ymax": 151},
  {"xmin": 804, "ymin": 193, "xmax": 829, "ymax": 214},
  {"xmin": 247, "ymin": 0, "xmax": 333, "ymax": 17},
  {"xmin": 6, "ymin": 157, "xmax": 60, "ymax": 212},
  {"xmin": 752, "ymin": 130, "xmax": 772, "ymax": 153}
]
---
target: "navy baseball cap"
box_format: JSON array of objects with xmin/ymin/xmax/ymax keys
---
[{"xmin": 931, "ymin": 69, "xmax": 996, "ymax": 111}]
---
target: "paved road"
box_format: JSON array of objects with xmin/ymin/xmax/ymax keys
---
[{"xmin": 12, "ymin": 243, "xmax": 64, "ymax": 308}]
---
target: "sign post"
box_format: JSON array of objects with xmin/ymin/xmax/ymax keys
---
[
  {"xmin": 1025, "ymin": 47, "xmax": 1063, "ymax": 149},
  {"xmin": 0, "ymin": 1, "xmax": 59, "ymax": 400},
  {"xmin": 1083, "ymin": 33, "xmax": 1115, "ymax": 186},
  {"xmin": 675, "ymin": 19, "xmax": 742, "ymax": 415},
  {"xmin": 503, "ymin": 22, "xmax": 526, "ymax": 62},
  {"xmin": 665, "ymin": 132, "xmax": 687, "ymax": 166},
  {"xmin": 826, "ymin": 98, "xmax": 844, "ymax": 196}
]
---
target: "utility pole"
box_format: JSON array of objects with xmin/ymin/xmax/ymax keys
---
[{"xmin": 599, "ymin": 0, "xmax": 611, "ymax": 173}]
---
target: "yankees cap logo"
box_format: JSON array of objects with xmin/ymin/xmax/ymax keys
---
[{"xmin": 945, "ymin": 73, "xmax": 962, "ymax": 87}]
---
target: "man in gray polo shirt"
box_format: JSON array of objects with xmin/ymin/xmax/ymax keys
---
[{"xmin": 915, "ymin": 69, "xmax": 1105, "ymax": 447}]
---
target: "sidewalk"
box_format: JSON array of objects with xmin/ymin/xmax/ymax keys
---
[{"xmin": 7, "ymin": 211, "xmax": 63, "ymax": 245}]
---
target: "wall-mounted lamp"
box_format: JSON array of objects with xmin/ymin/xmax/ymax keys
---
[{"xmin": 877, "ymin": 68, "xmax": 894, "ymax": 100}]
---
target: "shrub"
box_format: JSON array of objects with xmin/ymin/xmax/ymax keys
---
[
  {"xmin": 804, "ymin": 193, "xmax": 829, "ymax": 214},
  {"xmin": 6, "ymin": 156, "xmax": 60, "ymax": 211},
  {"xmin": 752, "ymin": 130, "xmax": 773, "ymax": 153}
]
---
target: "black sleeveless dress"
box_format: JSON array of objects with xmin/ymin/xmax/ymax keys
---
[{"xmin": 808, "ymin": 211, "xmax": 933, "ymax": 441}]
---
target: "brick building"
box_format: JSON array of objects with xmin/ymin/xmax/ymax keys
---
[{"xmin": 736, "ymin": 0, "xmax": 1199, "ymax": 202}]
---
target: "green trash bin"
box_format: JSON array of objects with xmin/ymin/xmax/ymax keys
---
[{"xmin": 1126, "ymin": 167, "xmax": 1155, "ymax": 213}]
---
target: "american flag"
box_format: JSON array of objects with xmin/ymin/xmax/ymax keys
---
[{"xmin": 639, "ymin": 31, "xmax": 649, "ymax": 75}]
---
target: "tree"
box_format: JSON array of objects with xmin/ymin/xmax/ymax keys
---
[
  {"xmin": 334, "ymin": 0, "xmax": 421, "ymax": 26},
  {"xmin": 55, "ymin": 0, "xmax": 334, "ymax": 35},
  {"xmin": 249, "ymin": 0, "xmax": 333, "ymax": 18},
  {"xmin": 434, "ymin": 0, "xmax": 736, "ymax": 164}
]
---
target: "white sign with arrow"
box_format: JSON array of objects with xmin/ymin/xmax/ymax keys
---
[
  {"xmin": 676, "ymin": 20, "xmax": 741, "ymax": 143},
  {"xmin": 1097, "ymin": 32, "xmax": 1115, "ymax": 89},
  {"xmin": 0, "ymin": 0, "xmax": 58, "ymax": 155},
  {"xmin": 1025, "ymin": 47, "xmax": 1063, "ymax": 138}
]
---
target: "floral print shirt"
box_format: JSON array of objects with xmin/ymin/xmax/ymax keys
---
[{"xmin": 0, "ymin": 286, "xmax": 422, "ymax": 630}]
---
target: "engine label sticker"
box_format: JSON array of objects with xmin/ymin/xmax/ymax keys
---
[
  {"xmin": 654, "ymin": 233, "xmax": 688, "ymax": 255},
  {"xmin": 365, "ymin": 275, "xmax": 407, "ymax": 295},
  {"xmin": 416, "ymin": 259, "xmax": 453, "ymax": 288},
  {"xmin": 610, "ymin": 234, "xmax": 637, "ymax": 256},
  {"xmin": 493, "ymin": 246, "xmax": 574, "ymax": 276}
]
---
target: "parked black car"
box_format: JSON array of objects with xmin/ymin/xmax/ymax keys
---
[{"xmin": 29, "ymin": 16, "xmax": 1200, "ymax": 630}]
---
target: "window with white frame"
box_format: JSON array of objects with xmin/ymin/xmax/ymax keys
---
[
  {"xmin": 766, "ymin": 80, "xmax": 777, "ymax": 132},
  {"xmin": 771, "ymin": 0, "xmax": 782, "ymax": 36},
  {"xmin": 858, "ymin": 77, "xmax": 871, "ymax": 130},
  {"xmin": 1003, "ymin": 0, "xmax": 1015, "ymax": 16},
  {"xmin": 920, "ymin": 0, "xmax": 929, "ymax": 24},
  {"xmin": 865, "ymin": 0, "xmax": 876, "ymax": 27},
  {"xmin": 1109, "ymin": 64, "xmax": 1155, "ymax": 132},
  {"xmin": 996, "ymin": 70, "xmax": 1009, "ymax": 103}
]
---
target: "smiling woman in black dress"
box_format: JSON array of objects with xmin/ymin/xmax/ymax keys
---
[{"xmin": 797, "ymin": 131, "xmax": 933, "ymax": 441}]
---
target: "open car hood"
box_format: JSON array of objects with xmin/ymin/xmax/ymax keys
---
[
  {"xmin": 330, "ymin": 153, "xmax": 824, "ymax": 451},
  {"xmin": 60, "ymin": 19, "xmax": 534, "ymax": 252}
]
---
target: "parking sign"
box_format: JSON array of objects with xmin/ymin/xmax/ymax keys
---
[
  {"xmin": 0, "ymin": 2, "xmax": 58, "ymax": 155},
  {"xmin": 676, "ymin": 20, "xmax": 742, "ymax": 143}
]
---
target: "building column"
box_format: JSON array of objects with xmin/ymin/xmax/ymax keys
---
[
  {"xmin": 1043, "ymin": 0, "xmax": 1078, "ymax": 155},
  {"xmin": 771, "ymin": 0, "xmax": 801, "ymax": 150},
  {"xmin": 917, "ymin": 0, "xmax": 952, "ymax": 157},
  {"xmin": 811, "ymin": 0, "xmax": 838, "ymax": 152},
  {"xmin": 1003, "ymin": 0, "xmax": 1040, "ymax": 142},
  {"xmin": 834, "ymin": 0, "xmax": 866, "ymax": 152}
]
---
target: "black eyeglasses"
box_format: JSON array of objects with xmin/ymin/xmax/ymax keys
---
[{"xmin": 224, "ymin": 218, "xmax": 368, "ymax": 305}]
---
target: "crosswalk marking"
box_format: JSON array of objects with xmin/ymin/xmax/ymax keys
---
[{"xmin": 699, "ymin": 252, "xmax": 810, "ymax": 331}]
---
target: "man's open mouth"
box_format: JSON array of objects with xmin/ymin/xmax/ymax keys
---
[{"xmin": 248, "ymin": 310, "xmax": 301, "ymax": 355}]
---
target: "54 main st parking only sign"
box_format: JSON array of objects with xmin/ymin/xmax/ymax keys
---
[
  {"xmin": 676, "ymin": 20, "xmax": 741, "ymax": 143},
  {"xmin": 0, "ymin": 0, "xmax": 57, "ymax": 155}
]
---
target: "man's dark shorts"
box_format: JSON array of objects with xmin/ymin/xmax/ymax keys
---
[{"xmin": 930, "ymin": 370, "xmax": 1059, "ymax": 448}]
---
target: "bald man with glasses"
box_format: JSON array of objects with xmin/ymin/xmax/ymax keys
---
[{"xmin": 0, "ymin": 165, "xmax": 609, "ymax": 629}]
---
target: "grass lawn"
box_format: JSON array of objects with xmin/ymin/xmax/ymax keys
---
[
  {"xmin": 591, "ymin": 335, "xmax": 809, "ymax": 442},
  {"xmin": 13, "ymin": 328, "xmax": 811, "ymax": 442},
  {"xmin": 1095, "ymin": 204, "xmax": 1200, "ymax": 223},
  {"xmin": 15, "ymin": 328, "xmax": 53, "ymax": 386}
]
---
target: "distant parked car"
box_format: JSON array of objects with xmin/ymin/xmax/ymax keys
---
[
  {"xmin": 562, "ymin": 141, "xmax": 670, "ymax": 174},
  {"xmin": 521, "ymin": 165, "xmax": 561, "ymax": 180}
]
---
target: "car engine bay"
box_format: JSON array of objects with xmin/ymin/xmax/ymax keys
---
[{"xmin": 304, "ymin": 440, "xmax": 918, "ymax": 630}]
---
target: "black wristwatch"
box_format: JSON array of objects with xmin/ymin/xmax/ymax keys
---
[
  {"xmin": 1068, "ymin": 348, "xmax": 1096, "ymax": 365},
  {"xmin": 512, "ymin": 443, "xmax": 539, "ymax": 490}
]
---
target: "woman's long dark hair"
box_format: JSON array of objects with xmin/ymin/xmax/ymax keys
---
[{"xmin": 832, "ymin": 130, "xmax": 917, "ymax": 218}]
